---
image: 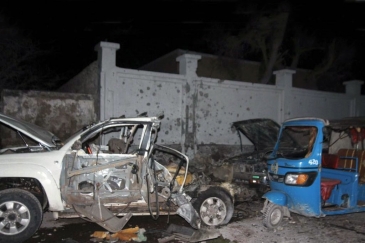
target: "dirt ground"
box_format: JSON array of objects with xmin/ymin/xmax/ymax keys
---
[
  {"xmin": 220, "ymin": 200, "xmax": 365, "ymax": 243},
  {"xmin": 24, "ymin": 199, "xmax": 365, "ymax": 243}
]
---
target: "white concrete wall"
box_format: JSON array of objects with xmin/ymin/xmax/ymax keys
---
[
  {"xmin": 194, "ymin": 78, "xmax": 281, "ymax": 146},
  {"xmin": 357, "ymin": 96, "xmax": 365, "ymax": 115},
  {"xmin": 95, "ymin": 41, "xmax": 365, "ymax": 160},
  {"xmin": 101, "ymin": 69, "xmax": 185, "ymax": 144},
  {"xmin": 287, "ymin": 88, "xmax": 352, "ymax": 119}
]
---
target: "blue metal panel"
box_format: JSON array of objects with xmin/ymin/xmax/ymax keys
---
[
  {"xmin": 262, "ymin": 190, "xmax": 288, "ymax": 206},
  {"xmin": 268, "ymin": 158, "xmax": 322, "ymax": 216},
  {"xmin": 358, "ymin": 184, "xmax": 365, "ymax": 201},
  {"xmin": 267, "ymin": 118, "xmax": 326, "ymax": 216},
  {"xmin": 265, "ymin": 117, "xmax": 365, "ymax": 220},
  {"xmin": 321, "ymin": 168, "xmax": 359, "ymax": 208}
]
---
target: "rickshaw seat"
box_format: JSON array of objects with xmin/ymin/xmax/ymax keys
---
[
  {"xmin": 321, "ymin": 178, "xmax": 341, "ymax": 201},
  {"xmin": 322, "ymin": 154, "xmax": 339, "ymax": 169},
  {"xmin": 337, "ymin": 149, "xmax": 365, "ymax": 183}
]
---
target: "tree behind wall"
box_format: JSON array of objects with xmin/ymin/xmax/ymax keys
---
[{"xmin": 204, "ymin": 1, "xmax": 356, "ymax": 91}]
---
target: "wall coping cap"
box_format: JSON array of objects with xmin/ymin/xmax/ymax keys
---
[
  {"xmin": 273, "ymin": 69, "xmax": 296, "ymax": 75},
  {"xmin": 343, "ymin": 80, "xmax": 364, "ymax": 85},
  {"xmin": 176, "ymin": 54, "xmax": 202, "ymax": 62},
  {"xmin": 94, "ymin": 41, "xmax": 120, "ymax": 51}
]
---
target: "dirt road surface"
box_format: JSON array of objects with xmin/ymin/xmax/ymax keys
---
[{"xmin": 24, "ymin": 199, "xmax": 365, "ymax": 243}]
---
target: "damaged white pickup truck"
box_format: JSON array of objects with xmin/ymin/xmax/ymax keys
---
[{"xmin": 0, "ymin": 113, "xmax": 201, "ymax": 242}]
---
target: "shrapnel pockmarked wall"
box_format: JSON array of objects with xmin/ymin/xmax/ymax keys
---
[{"xmin": 61, "ymin": 42, "xmax": 365, "ymax": 163}]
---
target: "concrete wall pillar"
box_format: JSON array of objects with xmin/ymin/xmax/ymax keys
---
[
  {"xmin": 95, "ymin": 42, "xmax": 120, "ymax": 71},
  {"xmin": 343, "ymin": 80, "xmax": 364, "ymax": 116},
  {"xmin": 176, "ymin": 54, "xmax": 201, "ymax": 157},
  {"xmin": 274, "ymin": 69, "xmax": 296, "ymax": 123},
  {"xmin": 344, "ymin": 80, "xmax": 364, "ymax": 96},
  {"xmin": 274, "ymin": 69, "xmax": 296, "ymax": 88},
  {"xmin": 95, "ymin": 42, "xmax": 120, "ymax": 121},
  {"xmin": 176, "ymin": 54, "xmax": 201, "ymax": 77}
]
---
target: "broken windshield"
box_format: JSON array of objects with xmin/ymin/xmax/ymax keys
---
[{"xmin": 275, "ymin": 126, "xmax": 315, "ymax": 159}]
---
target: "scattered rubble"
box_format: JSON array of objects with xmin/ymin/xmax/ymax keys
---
[
  {"xmin": 90, "ymin": 227, "xmax": 147, "ymax": 242},
  {"xmin": 157, "ymin": 224, "xmax": 220, "ymax": 242},
  {"xmin": 219, "ymin": 200, "xmax": 365, "ymax": 243},
  {"xmin": 26, "ymin": 200, "xmax": 365, "ymax": 243}
]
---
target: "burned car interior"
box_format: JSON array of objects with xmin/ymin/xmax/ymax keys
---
[
  {"xmin": 60, "ymin": 117, "xmax": 200, "ymax": 232},
  {"xmin": 79, "ymin": 123, "xmax": 146, "ymax": 155}
]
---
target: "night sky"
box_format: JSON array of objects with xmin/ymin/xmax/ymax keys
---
[{"xmin": 1, "ymin": 0, "xmax": 365, "ymax": 89}]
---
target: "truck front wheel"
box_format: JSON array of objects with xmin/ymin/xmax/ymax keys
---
[
  {"xmin": 193, "ymin": 187, "xmax": 234, "ymax": 226},
  {"xmin": 0, "ymin": 189, "xmax": 43, "ymax": 243}
]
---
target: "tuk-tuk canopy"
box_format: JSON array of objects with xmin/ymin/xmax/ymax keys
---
[{"xmin": 328, "ymin": 117, "xmax": 365, "ymax": 131}]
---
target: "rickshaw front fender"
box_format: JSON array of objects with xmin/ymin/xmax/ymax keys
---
[{"xmin": 262, "ymin": 190, "xmax": 288, "ymax": 206}]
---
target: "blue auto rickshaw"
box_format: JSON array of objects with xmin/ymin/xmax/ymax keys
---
[{"xmin": 262, "ymin": 117, "xmax": 365, "ymax": 228}]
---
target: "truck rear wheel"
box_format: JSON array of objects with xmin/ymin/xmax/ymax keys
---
[
  {"xmin": 193, "ymin": 187, "xmax": 234, "ymax": 226},
  {"xmin": 0, "ymin": 189, "xmax": 43, "ymax": 243}
]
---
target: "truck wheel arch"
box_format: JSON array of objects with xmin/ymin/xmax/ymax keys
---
[
  {"xmin": 0, "ymin": 177, "xmax": 48, "ymax": 210},
  {"xmin": 0, "ymin": 163, "xmax": 64, "ymax": 211}
]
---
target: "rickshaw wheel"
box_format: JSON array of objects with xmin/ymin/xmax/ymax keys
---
[{"xmin": 262, "ymin": 202, "xmax": 284, "ymax": 228}]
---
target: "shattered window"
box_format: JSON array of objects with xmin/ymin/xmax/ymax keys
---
[
  {"xmin": 277, "ymin": 126, "xmax": 317, "ymax": 159},
  {"xmin": 80, "ymin": 124, "xmax": 145, "ymax": 155}
]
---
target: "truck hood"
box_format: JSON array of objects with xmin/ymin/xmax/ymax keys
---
[
  {"xmin": 232, "ymin": 118, "xmax": 283, "ymax": 151},
  {"xmin": 0, "ymin": 112, "xmax": 61, "ymax": 148}
]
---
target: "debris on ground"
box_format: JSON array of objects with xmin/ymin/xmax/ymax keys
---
[
  {"xmin": 90, "ymin": 226, "xmax": 147, "ymax": 242},
  {"xmin": 157, "ymin": 224, "xmax": 220, "ymax": 242}
]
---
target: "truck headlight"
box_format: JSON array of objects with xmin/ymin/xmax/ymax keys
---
[
  {"xmin": 251, "ymin": 175, "xmax": 260, "ymax": 184},
  {"xmin": 284, "ymin": 172, "xmax": 317, "ymax": 186}
]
